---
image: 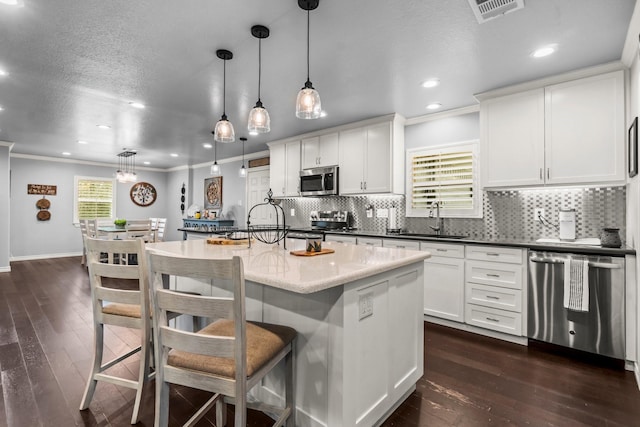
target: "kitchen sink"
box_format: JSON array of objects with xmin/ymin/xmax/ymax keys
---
[{"xmin": 397, "ymin": 232, "xmax": 467, "ymax": 239}]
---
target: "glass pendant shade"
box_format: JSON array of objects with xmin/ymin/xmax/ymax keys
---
[
  {"xmin": 296, "ymin": 82, "xmax": 322, "ymax": 119},
  {"xmin": 248, "ymin": 102, "xmax": 271, "ymax": 134},
  {"xmin": 239, "ymin": 165, "xmax": 247, "ymax": 178},
  {"xmin": 214, "ymin": 115, "xmax": 235, "ymax": 143},
  {"xmin": 211, "ymin": 162, "xmax": 220, "ymax": 176}
]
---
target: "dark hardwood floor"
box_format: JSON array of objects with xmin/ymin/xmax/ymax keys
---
[{"xmin": 1, "ymin": 256, "xmax": 640, "ymax": 426}]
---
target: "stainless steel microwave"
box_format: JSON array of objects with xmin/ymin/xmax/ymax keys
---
[{"xmin": 299, "ymin": 166, "xmax": 339, "ymax": 196}]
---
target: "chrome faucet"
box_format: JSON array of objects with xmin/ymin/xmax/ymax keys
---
[{"xmin": 428, "ymin": 201, "xmax": 444, "ymax": 235}]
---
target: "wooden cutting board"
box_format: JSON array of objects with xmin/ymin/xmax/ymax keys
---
[
  {"xmin": 207, "ymin": 237, "xmax": 253, "ymax": 245},
  {"xmin": 290, "ymin": 248, "xmax": 335, "ymax": 256}
]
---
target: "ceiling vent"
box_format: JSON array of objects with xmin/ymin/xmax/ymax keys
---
[{"xmin": 467, "ymin": 0, "xmax": 524, "ymax": 23}]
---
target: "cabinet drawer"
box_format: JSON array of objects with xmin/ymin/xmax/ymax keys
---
[
  {"xmin": 383, "ymin": 239, "xmax": 420, "ymax": 250},
  {"xmin": 357, "ymin": 237, "xmax": 383, "ymax": 247},
  {"xmin": 420, "ymin": 242, "xmax": 464, "ymax": 259},
  {"xmin": 465, "ymin": 260, "xmax": 523, "ymax": 290},
  {"xmin": 465, "ymin": 304, "xmax": 522, "ymax": 336},
  {"xmin": 325, "ymin": 235, "xmax": 357, "ymax": 245},
  {"xmin": 465, "ymin": 245, "xmax": 523, "ymax": 264},
  {"xmin": 465, "ymin": 283, "xmax": 522, "ymax": 312}
]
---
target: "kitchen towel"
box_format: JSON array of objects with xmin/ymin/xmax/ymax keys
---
[{"xmin": 563, "ymin": 257, "xmax": 589, "ymax": 312}]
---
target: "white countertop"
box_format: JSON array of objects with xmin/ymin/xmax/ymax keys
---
[{"xmin": 146, "ymin": 240, "xmax": 430, "ymax": 294}]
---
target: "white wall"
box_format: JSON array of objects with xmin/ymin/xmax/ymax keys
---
[
  {"xmin": 404, "ymin": 112, "xmax": 479, "ymax": 149},
  {"xmin": 9, "ymin": 156, "xmax": 168, "ymax": 259},
  {"xmin": 0, "ymin": 145, "xmax": 10, "ymax": 270}
]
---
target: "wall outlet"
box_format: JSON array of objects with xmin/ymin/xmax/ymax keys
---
[
  {"xmin": 366, "ymin": 209, "xmax": 373, "ymax": 218},
  {"xmin": 376, "ymin": 208, "xmax": 389, "ymax": 218},
  {"xmin": 534, "ymin": 208, "xmax": 545, "ymax": 222},
  {"xmin": 290, "ymin": 208, "xmax": 295, "ymax": 217},
  {"xmin": 358, "ymin": 292, "xmax": 374, "ymax": 320}
]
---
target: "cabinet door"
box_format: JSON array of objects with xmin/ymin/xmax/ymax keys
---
[
  {"xmin": 356, "ymin": 237, "xmax": 382, "ymax": 247},
  {"xmin": 364, "ymin": 122, "xmax": 392, "ymax": 193},
  {"xmin": 481, "ymin": 89, "xmax": 545, "ymax": 188},
  {"xmin": 285, "ymin": 141, "xmax": 301, "ymax": 197},
  {"xmin": 545, "ymin": 71, "xmax": 624, "ymax": 185},
  {"xmin": 301, "ymin": 137, "xmax": 319, "ymax": 169},
  {"xmin": 423, "ymin": 256, "xmax": 465, "ymax": 322},
  {"xmin": 269, "ymin": 143, "xmax": 286, "ymax": 197},
  {"xmin": 339, "ymin": 128, "xmax": 366, "ymax": 194},
  {"xmin": 318, "ymin": 132, "xmax": 339, "ymax": 167}
]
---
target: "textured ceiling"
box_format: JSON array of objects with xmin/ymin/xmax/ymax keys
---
[{"xmin": 0, "ymin": 0, "xmax": 635, "ymax": 169}]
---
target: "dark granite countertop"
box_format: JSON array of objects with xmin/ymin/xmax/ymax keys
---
[{"xmin": 316, "ymin": 229, "xmax": 635, "ymax": 256}]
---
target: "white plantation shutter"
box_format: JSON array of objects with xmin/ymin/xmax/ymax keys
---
[
  {"xmin": 406, "ymin": 141, "xmax": 481, "ymax": 218},
  {"xmin": 74, "ymin": 177, "xmax": 115, "ymax": 223}
]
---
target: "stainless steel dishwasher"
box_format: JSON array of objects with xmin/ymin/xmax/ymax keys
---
[{"xmin": 527, "ymin": 251, "xmax": 625, "ymax": 359}]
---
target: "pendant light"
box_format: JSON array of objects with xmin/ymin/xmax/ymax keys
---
[
  {"xmin": 295, "ymin": 0, "xmax": 322, "ymax": 119},
  {"xmin": 239, "ymin": 137, "xmax": 247, "ymax": 178},
  {"xmin": 213, "ymin": 49, "xmax": 235, "ymax": 143},
  {"xmin": 210, "ymin": 140, "xmax": 221, "ymax": 176},
  {"xmin": 248, "ymin": 25, "xmax": 271, "ymax": 135}
]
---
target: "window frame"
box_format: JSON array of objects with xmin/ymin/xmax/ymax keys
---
[
  {"xmin": 73, "ymin": 176, "xmax": 116, "ymax": 224},
  {"xmin": 405, "ymin": 140, "xmax": 482, "ymax": 219}
]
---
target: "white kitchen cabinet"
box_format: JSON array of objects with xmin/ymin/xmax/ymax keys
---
[
  {"xmin": 268, "ymin": 140, "xmax": 300, "ymax": 197},
  {"xmin": 480, "ymin": 70, "xmax": 625, "ymax": 188},
  {"xmin": 420, "ymin": 241, "xmax": 465, "ymax": 323},
  {"xmin": 464, "ymin": 245, "xmax": 526, "ymax": 336},
  {"xmin": 325, "ymin": 234, "xmax": 357, "ymax": 245},
  {"xmin": 356, "ymin": 236, "xmax": 383, "ymax": 247},
  {"xmin": 301, "ymin": 133, "xmax": 339, "ymax": 169},
  {"xmin": 382, "ymin": 239, "xmax": 420, "ymax": 250},
  {"xmin": 339, "ymin": 115, "xmax": 405, "ymax": 195}
]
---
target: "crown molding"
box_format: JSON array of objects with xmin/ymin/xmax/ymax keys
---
[
  {"xmin": 405, "ymin": 105, "xmax": 479, "ymax": 126},
  {"xmin": 10, "ymin": 153, "xmax": 165, "ymax": 171}
]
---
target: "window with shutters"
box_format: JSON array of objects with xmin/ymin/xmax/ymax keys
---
[
  {"xmin": 74, "ymin": 176, "xmax": 115, "ymax": 223},
  {"xmin": 405, "ymin": 140, "xmax": 482, "ymax": 218}
]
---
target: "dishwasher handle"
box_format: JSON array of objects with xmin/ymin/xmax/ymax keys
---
[{"xmin": 529, "ymin": 256, "xmax": 621, "ymax": 269}]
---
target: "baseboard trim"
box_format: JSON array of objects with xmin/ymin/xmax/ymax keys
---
[
  {"xmin": 0, "ymin": 266, "xmax": 10, "ymax": 273},
  {"xmin": 635, "ymin": 362, "xmax": 640, "ymax": 390},
  {"xmin": 10, "ymin": 252, "xmax": 81, "ymax": 262}
]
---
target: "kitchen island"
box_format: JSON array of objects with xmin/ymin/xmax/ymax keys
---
[{"xmin": 146, "ymin": 239, "xmax": 429, "ymax": 427}]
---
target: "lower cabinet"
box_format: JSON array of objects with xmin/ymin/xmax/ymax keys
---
[
  {"xmin": 357, "ymin": 236, "xmax": 383, "ymax": 247},
  {"xmin": 464, "ymin": 245, "xmax": 526, "ymax": 336},
  {"xmin": 325, "ymin": 234, "xmax": 357, "ymax": 245},
  {"xmin": 420, "ymin": 242, "xmax": 465, "ymax": 323}
]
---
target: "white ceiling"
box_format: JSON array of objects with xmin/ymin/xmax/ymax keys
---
[{"xmin": 0, "ymin": 0, "xmax": 635, "ymax": 169}]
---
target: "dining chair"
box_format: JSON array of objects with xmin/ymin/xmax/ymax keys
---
[
  {"xmin": 126, "ymin": 219, "xmax": 153, "ymax": 241},
  {"xmin": 154, "ymin": 218, "xmax": 167, "ymax": 242},
  {"xmin": 79, "ymin": 219, "xmax": 89, "ymax": 266},
  {"xmin": 79, "ymin": 237, "xmax": 153, "ymax": 425},
  {"xmin": 148, "ymin": 253, "xmax": 297, "ymax": 427}
]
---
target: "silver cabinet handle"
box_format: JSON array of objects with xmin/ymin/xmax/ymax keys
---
[
  {"xmin": 530, "ymin": 257, "xmax": 621, "ymax": 269},
  {"xmin": 486, "ymin": 317, "xmax": 500, "ymax": 322},
  {"xmin": 360, "ymin": 182, "xmax": 363, "ymax": 190},
  {"xmin": 396, "ymin": 245, "xmax": 405, "ymax": 249},
  {"xmin": 436, "ymin": 248, "xmax": 448, "ymax": 252},
  {"xmin": 364, "ymin": 182, "xmax": 367, "ymax": 190},
  {"xmin": 486, "ymin": 273, "xmax": 500, "ymax": 278},
  {"xmin": 547, "ymin": 168, "xmax": 550, "ymax": 179},
  {"xmin": 539, "ymin": 168, "xmax": 542, "ymax": 180},
  {"xmin": 486, "ymin": 295, "xmax": 500, "ymax": 300},
  {"xmin": 487, "ymin": 253, "xmax": 500, "ymax": 257}
]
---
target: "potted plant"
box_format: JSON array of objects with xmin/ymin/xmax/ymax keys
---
[{"xmin": 114, "ymin": 218, "xmax": 127, "ymax": 229}]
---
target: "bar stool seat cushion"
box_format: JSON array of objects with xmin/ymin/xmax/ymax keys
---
[
  {"xmin": 168, "ymin": 319, "xmax": 296, "ymax": 378},
  {"xmin": 102, "ymin": 303, "xmax": 142, "ymax": 318}
]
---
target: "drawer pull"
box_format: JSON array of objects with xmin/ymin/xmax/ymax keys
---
[
  {"xmin": 436, "ymin": 249, "xmax": 448, "ymax": 252},
  {"xmin": 486, "ymin": 295, "xmax": 500, "ymax": 300},
  {"xmin": 485, "ymin": 317, "xmax": 500, "ymax": 322},
  {"xmin": 396, "ymin": 245, "xmax": 405, "ymax": 248},
  {"xmin": 487, "ymin": 253, "xmax": 500, "ymax": 257},
  {"xmin": 486, "ymin": 273, "xmax": 500, "ymax": 278}
]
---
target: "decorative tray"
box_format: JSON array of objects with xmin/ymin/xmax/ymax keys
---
[
  {"xmin": 207, "ymin": 237, "xmax": 254, "ymax": 245},
  {"xmin": 289, "ymin": 249, "xmax": 335, "ymax": 257}
]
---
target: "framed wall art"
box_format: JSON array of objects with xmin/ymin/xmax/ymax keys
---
[
  {"xmin": 629, "ymin": 116, "xmax": 638, "ymax": 178},
  {"xmin": 204, "ymin": 177, "xmax": 223, "ymax": 210}
]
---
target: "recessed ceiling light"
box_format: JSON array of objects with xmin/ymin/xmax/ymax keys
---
[
  {"xmin": 421, "ymin": 79, "xmax": 440, "ymax": 88},
  {"xmin": 0, "ymin": 106, "xmax": 4, "ymax": 111},
  {"xmin": 426, "ymin": 103, "xmax": 442, "ymax": 110},
  {"xmin": 129, "ymin": 101, "xmax": 146, "ymax": 109},
  {"xmin": 143, "ymin": 161, "xmax": 150, "ymax": 165},
  {"xmin": 96, "ymin": 124, "xmax": 111, "ymax": 130},
  {"xmin": 0, "ymin": 69, "xmax": 7, "ymax": 77},
  {"xmin": 248, "ymin": 130, "xmax": 259, "ymax": 136},
  {"xmin": 170, "ymin": 153, "xmax": 178, "ymax": 157},
  {"xmin": 203, "ymin": 143, "xmax": 212, "ymax": 149},
  {"xmin": 531, "ymin": 44, "xmax": 557, "ymax": 58},
  {"xmin": 77, "ymin": 140, "xmax": 88, "ymax": 144},
  {"xmin": 62, "ymin": 152, "xmax": 71, "ymax": 156},
  {"xmin": 320, "ymin": 111, "xmax": 328, "ymax": 118}
]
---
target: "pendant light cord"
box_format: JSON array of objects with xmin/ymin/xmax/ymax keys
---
[
  {"xmin": 222, "ymin": 58, "xmax": 227, "ymax": 117},
  {"xmin": 214, "ymin": 141, "xmax": 217, "ymax": 163},
  {"xmin": 258, "ymin": 38, "xmax": 262, "ymax": 102},
  {"xmin": 306, "ymin": 9, "xmax": 310, "ymax": 82}
]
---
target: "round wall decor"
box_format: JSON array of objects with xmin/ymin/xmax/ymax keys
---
[{"xmin": 130, "ymin": 182, "xmax": 157, "ymax": 207}]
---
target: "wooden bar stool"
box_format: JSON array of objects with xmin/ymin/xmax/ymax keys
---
[{"xmin": 148, "ymin": 253, "xmax": 297, "ymax": 427}]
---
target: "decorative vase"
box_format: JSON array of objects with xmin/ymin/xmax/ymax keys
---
[{"xmin": 601, "ymin": 228, "xmax": 621, "ymax": 248}]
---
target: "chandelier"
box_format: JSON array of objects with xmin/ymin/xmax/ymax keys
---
[{"xmin": 116, "ymin": 150, "xmax": 137, "ymax": 183}]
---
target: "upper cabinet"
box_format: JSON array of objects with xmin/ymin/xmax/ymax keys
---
[
  {"xmin": 339, "ymin": 114, "xmax": 405, "ymax": 195},
  {"xmin": 268, "ymin": 140, "xmax": 300, "ymax": 197},
  {"xmin": 480, "ymin": 70, "xmax": 625, "ymax": 189},
  {"xmin": 301, "ymin": 133, "xmax": 339, "ymax": 169}
]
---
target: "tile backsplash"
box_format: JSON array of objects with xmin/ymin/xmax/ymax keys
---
[{"xmin": 280, "ymin": 186, "xmax": 626, "ymax": 243}]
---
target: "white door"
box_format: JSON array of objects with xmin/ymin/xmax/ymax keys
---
[{"xmin": 247, "ymin": 168, "xmax": 272, "ymax": 226}]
